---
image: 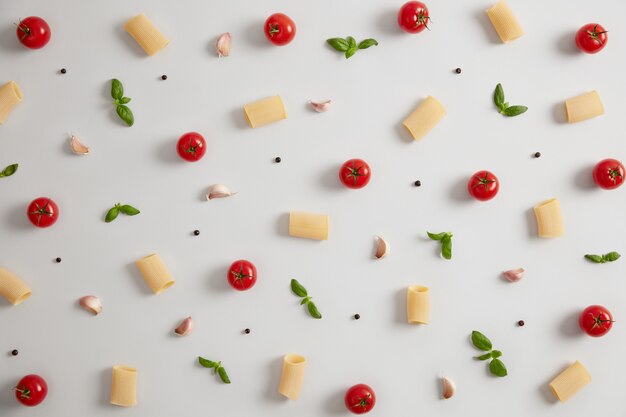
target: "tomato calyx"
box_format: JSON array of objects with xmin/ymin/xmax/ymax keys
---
[
  {"xmin": 230, "ymin": 266, "xmax": 252, "ymax": 288},
  {"xmin": 14, "ymin": 20, "xmax": 31, "ymax": 40},
  {"xmin": 587, "ymin": 24, "xmax": 608, "ymax": 45},
  {"xmin": 14, "ymin": 386, "xmax": 32, "ymax": 399},
  {"xmin": 351, "ymin": 394, "xmax": 372, "ymax": 412},
  {"xmin": 29, "ymin": 200, "xmax": 53, "ymax": 226},
  {"xmin": 346, "ymin": 165, "xmax": 366, "ymax": 186},
  {"xmin": 268, "ymin": 23, "xmax": 280, "ymax": 36},
  {"xmin": 184, "ymin": 145, "xmax": 199, "ymax": 156},
  {"xmin": 608, "ymin": 167, "xmax": 623, "ymax": 184},
  {"xmin": 589, "ymin": 313, "xmax": 614, "ymax": 330},
  {"xmin": 472, "ymin": 172, "xmax": 495, "ymax": 191},
  {"xmin": 416, "ymin": 11, "xmax": 431, "ymax": 30}
]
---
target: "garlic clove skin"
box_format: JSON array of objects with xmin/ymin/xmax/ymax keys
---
[
  {"xmin": 503, "ymin": 268, "xmax": 524, "ymax": 282},
  {"xmin": 79, "ymin": 296, "xmax": 102, "ymax": 315},
  {"xmin": 206, "ymin": 184, "xmax": 236, "ymax": 200},
  {"xmin": 216, "ymin": 32, "xmax": 231, "ymax": 57},
  {"xmin": 309, "ymin": 99, "xmax": 332, "ymax": 113},
  {"xmin": 174, "ymin": 317, "xmax": 194, "ymax": 336},
  {"xmin": 70, "ymin": 135, "xmax": 90, "ymax": 155},
  {"xmin": 374, "ymin": 236, "xmax": 388, "ymax": 259},
  {"xmin": 442, "ymin": 377, "xmax": 455, "ymax": 399}
]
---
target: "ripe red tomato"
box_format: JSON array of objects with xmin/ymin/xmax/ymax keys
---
[
  {"xmin": 339, "ymin": 159, "xmax": 371, "ymax": 189},
  {"xmin": 15, "ymin": 17, "xmax": 51, "ymax": 49},
  {"xmin": 579, "ymin": 305, "xmax": 613, "ymax": 337},
  {"xmin": 592, "ymin": 158, "xmax": 624, "ymax": 190},
  {"xmin": 177, "ymin": 132, "xmax": 206, "ymax": 162},
  {"xmin": 467, "ymin": 171, "xmax": 499, "ymax": 201},
  {"xmin": 27, "ymin": 197, "xmax": 59, "ymax": 228},
  {"xmin": 575, "ymin": 23, "xmax": 608, "ymax": 54},
  {"xmin": 397, "ymin": 2, "xmax": 431, "ymax": 34},
  {"xmin": 227, "ymin": 260, "xmax": 257, "ymax": 291},
  {"xmin": 15, "ymin": 374, "xmax": 48, "ymax": 407},
  {"xmin": 345, "ymin": 384, "xmax": 376, "ymax": 414},
  {"xmin": 264, "ymin": 13, "xmax": 296, "ymax": 46}
]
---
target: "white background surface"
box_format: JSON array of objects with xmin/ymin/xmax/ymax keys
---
[{"xmin": 1, "ymin": 0, "xmax": 626, "ymax": 416}]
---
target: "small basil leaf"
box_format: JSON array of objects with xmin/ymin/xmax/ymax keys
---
[
  {"xmin": 105, "ymin": 207, "xmax": 119, "ymax": 223},
  {"xmin": 471, "ymin": 330, "xmax": 493, "ymax": 351},
  {"xmin": 604, "ymin": 252, "xmax": 621, "ymax": 262},
  {"xmin": 217, "ymin": 366, "xmax": 231, "ymax": 384},
  {"xmin": 489, "ymin": 358, "xmax": 508, "ymax": 377},
  {"xmin": 290, "ymin": 279, "xmax": 308, "ymax": 297},
  {"xmin": 441, "ymin": 236, "xmax": 452, "ymax": 260},
  {"xmin": 475, "ymin": 352, "xmax": 492, "ymax": 361},
  {"xmin": 119, "ymin": 97, "xmax": 131, "ymax": 104},
  {"xmin": 585, "ymin": 254, "xmax": 604, "ymax": 263},
  {"xmin": 326, "ymin": 38, "xmax": 350, "ymax": 52},
  {"xmin": 111, "ymin": 79, "xmax": 124, "ymax": 100},
  {"xmin": 427, "ymin": 231, "xmax": 447, "ymax": 241},
  {"xmin": 307, "ymin": 301, "xmax": 322, "ymax": 319},
  {"xmin": 491, "ymin": 350, "xmax": 502, "ymax": 359},
  {"xmin": 116, "ymin": 105, "xmax": 134, "ymax": 127},
  {"xmin": 502, "ymin": 105, "xmax": 528, "ymax": 117},
  {"xmin": 347, "ymin": 36, "xmax": 356, "ymax": 49},
  {"xmin": 300, "ymin": 297, "xmax": 310, "ymax": 305},
  {"xmin": 345, "ymin": 47, "xmax": 357, "ymax": 59},
  {"xmin": 358, "ymin": 39, "xmax": 378, "ymax": 49},
  {"xmin": 119, "ymin": 205, "xmax": 140, "ymax": 216},
  {"xmin": 198, "ymin": 357, "xmax": 218, "ymax": 368},
  {"xmin": 0, "ymin": 163, "xmax": 18, "ymax": 178},
  {"xmin": 494, "ymin": 83, "xmax": 505, "ymax": 107}
]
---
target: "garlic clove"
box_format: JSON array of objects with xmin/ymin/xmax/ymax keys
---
[
  {"xmin": 309, "ymin": 99, "xmax": 332, "ymax": 113},
  {"xmin": 206, "ymin": 184, "xmax": 236, "ymax": 200},
  {"xmin": 69, "ymin": 134, "xmax": 90, "ymax": 155},
  {"xmin": 374, "ymin": 236, "xmax": 388, "ymax": 259},
  {"xmin": 503, "ymin": 268, "xmax": 524, "ymax": 282},
  {"xmin": 79, "ymin": 295, "xmax": 102, "ymax": 315},
  {"xmin": 442, "ymin": 376, "xmax": 455, "ymax": 399},
  {"xmin": 216, "ymin": 32, "xmax": 231, "ymax": 57},
  {"xmin": 174, "ymin": 316, "xmax": 194, "ymax": 336}
]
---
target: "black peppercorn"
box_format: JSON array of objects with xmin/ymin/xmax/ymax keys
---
[
  {"xmin": 55, "ymin": 257, "xmax": 62, "ymax": 263},
  {"xmin": 11, "ymin": 349, "xmax": 18, "ymax": 356},
  {"xmin": 534, "ymin": 152, "xmax": 541, "ymax": 158},
  {"xmin": 354, "ymin": 314, "xmax": 361, "ymax": 320},
  {"xmin": 518, "ymin": 320, "xmax": 525, "ymax": 327},
  {"xmin": 275, "ymin": 157, "xmax": 281, "ymax": 163},
  {"xmin": 60, "ymin": 68, "xmax": 67, "ymax": 74},
  {"xmin": 193, "ymin": 230, "xmax": 200, "ymax": 236},
  {"xmin": 455, "ymin": 68, "xmax": 462, "ymax": 74},
  {"xmin": 244, "ymin": 328, "xmax": 251, "ymax": 334},
  {"xmin": 161, "ymin": 75, "xmax": 168, "ymax": 80},
  {"xmin": 414, "ymin": 180, "xmax": 421, "ymax": 187}
]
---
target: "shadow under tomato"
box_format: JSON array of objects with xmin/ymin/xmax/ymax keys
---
[
  {"xmin": 375, "ymin": 9, "xmax": 401, "ymax": 35},
  {"xmin": 0, "ymin": 25, "xmax": 24, "ymax": 53},
  {"xmin": 556, "ymin": 31, "xmax": 579, "ymax": 55},
  {"xmin": 323, "ymin": 388, "xmax": 346, "ymax": 414},
  {"xmin": 156, "ymin": 138, "xmax": 181, "ymax": 165},
  {"xmin": 449, "ymin": 177, "xmax": 472, "ymax": 202},
  {"xmin": 573, "ymin": 165, "xmax": 596, "ymax": 190},
  {"xmin": 318, "ymin": 165, "xmax": 344, "ymax": 191},
  {"xmin": 244, "ymin": 20, "xmax": 273, "ymax": 49},
  {"xmin": 559, "ymin": 310, "xmax": 583, "ymax": 339},
  {"xmin": 207, "ymin": 263, "xmax": 231, "ymax": 292},
  {"xmin": 4, "ymin": 202, "xmax": 32, "ymax": 232}
]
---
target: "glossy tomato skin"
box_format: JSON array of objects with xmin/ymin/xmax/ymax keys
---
[
  {"xmin": 227, "ymin": 260, "xmax": 257, "ymax": 291},
  {"xmin": 592, "ymin": 158, "xmax": 624, "ymax": 190},
  {"xmin": 15, "ymin": 374, "xmax": 48, "ymax": 407},
  {"xmin": 467, "ymin": 171, "xmax": 499, "ymax": 201},
  {"xmin": 27, "ymin": 197, "xmax": 59, "ymax": 228},
  {"xmin": 264, "ymin": 13, "xmax": 296, "ymax": 46},
  {"xmin": 345, "ymin": 384, "xmax": 376, "ymax": 414},
  {"xmin": 177, "ymin": 132, "xmax": 206, "ymax": 162},
  {"xmin": 397, "ymin": 2, "xmax": 430, "ymax": 34},
  {"xmin": 579, "ymin": 305, "xmax": 613, "ymax": 337},
  {"xmin": 15, "ymin": 17, "xmax": 51, "ymax": 49},
  {"xmin": 339, "ymin": 159, "xmax": 371, "ymax": 189},
  {"xmin": 575, "ymin": 23, "xmax": 608, "ymax": 54}
]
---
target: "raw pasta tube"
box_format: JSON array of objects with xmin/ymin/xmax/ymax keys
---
[
  {"xmin": 0, "ymin": 267, "xmax": 31, "ymax": 305},
  {"xmin": 243, "ymin": 96, "xmax": 287, "ymax": 128},
  {"xmin": 565, "ymin": 91, "xmax": 604, "ymax": 123},
  {"xmin": 135, "ymin": 253, "xmax": 175, "ymax": 294},
  {"xmin": 110, "ymin": 365, "xmax": 138, "ymax": 407},
  {"xmin": 486, "ymin": 1, "xmax": 525, "ymax": 43},
  {"xmin": 124, "ymin": 14, "xmax": 169, "ymax": 56},
  {"xmin": 0, "ymin": 81, "xmax": 22, "ymax": 124},
  {"xmin": 406, "ymin": 285, "xmax": 430, "ymax": 324},
  {"xmin": 533, "ymin": 198, "xmax": 564, "ymax": 238},
  {"xmin": 549, "ymin": 361, "xmax": 591, "ymax": 403},
  {"xmin": 402, "ymin": 96, "xmax": 446, "ymax": 141},
  {"xmin": 289, "ymin": 211, "xmax": 329, "ymax": 240},
  {"xmin": 278, "ymin": 354, "xmax": 307, "ymax": 400}
]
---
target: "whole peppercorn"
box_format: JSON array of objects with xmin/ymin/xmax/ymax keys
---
[
  {"xmin": 518, "ymin": 320, "xmax": 525, "ymax": 327},
  {"xmin": 161, "ymin": 74, "xmax": 168, "ymax": 80},
  {"xmin": 60, "ymin": 68, "xmax": 67, "ymax": 74},
  {"xmin": 275, "ymin": 157, "xmax": 281, "ymax": 163},
  {"xmin": 193, "ymin": 230, "xmax": 200, "ymax": 236},
  {"xmin": 455, "ymin": 68, "xmax": 462, "ymax": 74},
  {"xmin": 534, "ymin": 152, "xmax": 541, "ymax": 158},
  {"xmin": 244, "ymin": 328, "xmax": 251, "ymax": 334},
  {"xmin": 11, "ymin": 349, "xmax": 18, "ymax": 356},
  {"xmin": 414, "ymin": 180, "xmax": 421, "ymax": 187},
  {"xmin": 55, "ymin": 257, "xmax": 62, "ymax": 263},
  {"xmin": 354, "ymin": 314, "xmax": 361, "ymax": 320}
]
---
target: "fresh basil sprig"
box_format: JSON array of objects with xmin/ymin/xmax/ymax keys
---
[
  {"xmin": 427, "ymin": 231, "xmax": 452, "ymax": 260},
  {"xmin": 493, "ymin": 83, "xmax": 527, "ymax": 117},
  {"xmin": 326, "ymin": 36, "xmax": 378, "ymax": 59},
  {"xmin": 585, "ymin": 252, "xmax": 621, "ymax": 263},
  {"xmin": 111, "ymin": 79, "xmax": 134, "ymax": 126},
  {"xmin": 0, "ymin": 163, "xmax": 18, "ymax": 178},
  {"xmin": 105, "ymin": 203, "xmax": 140, "ymax": 223},
  {"xmin": 471, "ymin": 330, "xmax": 507, "ymax": 377},
  {"xmin": 198, "ymin": 357, "xmax": 231, "ymax": 384},
  {"xmin": 291, "ymin": 279, "xmax": 322, "ymax": 319}
]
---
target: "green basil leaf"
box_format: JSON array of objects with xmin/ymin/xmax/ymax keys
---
[
  {"xmin": 427, "ymin": 231, "xmax": 447, "ymax": 241},
  {"xmin": 345, "ymin": 47, "xmax": 357, "ymax": 59},
  {"xmin": 217, "ymin": 366, "xmax": 231, "ymax": 384},
  {"xmin": 307, "ymin": 301, "xmax": 322, "ymax": 319},
  {"xmin": 111, "ymin": 79, "xmax": 124, "ymax": 100},
  {"xmin": 603, "ymin": 252, "xmax": 621, "ymax": 262},
  {"xmin": 471, "ymin": 331, "xmax": 492, "ymax": 351},
  {"xmin": 198, "ymin": 357, "xmax": 218, "ymax": 368},
  {"xmin": 585, "ymin": 254, "xmax": 604, "ymax": 263},
  {"xmin": 358, "ymin": 39, "xmax": 378, "ymax": 49},
  {"xmin": 441, "ymin": 236, "xmax": 452, "ymax": 260},
  {"xmin": 0, "ymin": 163, "xmax": 18, "ymax": 178},
  {"xmin": 494, "ymin": 83, "xmax": 505, "ymax": 107},
  {"xmin": 300, "ymin": 297, "xmax": 310, "ymax": 305},
  {"xmin": 105, "ymin": 206, "xmax": 119, "ymax": 223},
  {"xmin": 475, "ymin": 353, "xmax": 492, "ymax": 361},
  {"xmin": 502, "ymin": 105, "xmax": 528, "ymax": 117},
  {"xmin": 491, "ymin": 350, "xmax": 502, "ymax": 359},
  {"xmin": 290, "ymin": 279, "xmax": 308, "ymax": 297},
  {"xmin": 119, "ymin": 97, "xmax": 131, "ymax": 104},
  {"xmin": 489, "ymin": 358, "xmax": 508, "ymax": 377},
  {"xmin": 326, "ymin": 38, "xmax": 350, "ymax": 52},
  {"xmin": 347, "ymin": 36, "xmax": 356, "ymax": 49},
  {"xmin": 119, "ymin": 205, "xmax": 140, "ymax": 216},
  {"xmin": 116, "ymin": 105, "xmax": 134, "ymax": 127}
]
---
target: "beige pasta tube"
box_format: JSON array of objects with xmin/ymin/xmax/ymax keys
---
[
  {"xmin": 402, "ymin": 96, "xmax": 446, "ymax": 141},
  {"xmin": 278, "ymin": 354, "xmax": 307, "ymax": 400},
  {"xmin": 243, "ymin": 96, "xmax": 287, "ymax": 128},
  {"xmin": 0, "ymin": 267, "xmax": 32, "ymax": 305},
  {"xmin": 135, "ymin": 253, "xmax": 175, "ymax": 294},
  {"xmin": 486, "ymin": 1, "xmax": 524, "ymax": 43},
  {"xmin": 289, "ymin": 211, "xmax": 329, "ymax": 240},
  {"xmin": 565, "ymin": 91, "xmax": 604, "ymax": 123},
  {"xmin": 124, "ymin": 14, "xmax": 169, "ymax": 56},
  {"xmin": 0, "ymin": 81, "xmax": 23, "ymax": 124},
  {"xmin": 406, "ymin": 285, "xmax": 430, "ymax": 324},
  {"xmin": 534, "ymin": 198, "xmax": 564, "ymax": 238},
  {"xmin": 549, "ymin": 361, "xmax": 591, "ymax": 403},
  {"xmin": 110, "ymin": 365, "xmax": 138, "ymax": 407}
]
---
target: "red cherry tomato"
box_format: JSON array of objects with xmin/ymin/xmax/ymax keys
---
[
  {"xmin": 575, "ymin": 23, "xmax": 608, "ymax": 54},
  {"xmin": 397, "ymin": 2, "xmax": 431, "ymax": 34},
  {"xmin": 15, "ymin": 374, "xmax": 48, "ymax": 407},
  {"xmin": 176, "ymin": 132, "xmax": 206, "ymax": 162},
  {"xmin": 467, "ymin": 171, "xmax": 499, "ymax": 201},
  {"xmin": 339, "ymin": 159, "xmax": 371, "ymax": 189},
  {"xmin": 592, "ymin": 158, "xmax": 624, "ymax": 190},
  {"xmin": 15, "ymin": 17, "xmax": 51, "ymax": 49},
  {"xmin": 264, "ymin": 13, "xmax": 296, "ymax": 46},
  {"xmin": 27, "ymin": 197, "xmax": 59, "ymax": 228},
  {"xmin": 227, "ymin": 260, "xmax": 257, "ymax": 291},
  {"xmin": 579, "ymin": 305, "xmax": 613, "ymax": 337},
  {"xmin": 345, "ymin": 384, "xmax": 376, "ymax": 414}
]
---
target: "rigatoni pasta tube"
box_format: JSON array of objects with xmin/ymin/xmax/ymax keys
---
[
  {"xmin": 124, "ymin": 14, "xmax": 169, "ymax": 56},
  {"xmin": 549, "ymin": 361, "xmax": 591, "ymax": 403},
  {"xmin": 534, "ymin": 198, "xmax": 564, "ymax": 238},
  {"xmin": 0, "ymin": 81, "xmax": 22, "ymax": 124},
  {"xmin": 243, "ymin": 96, "xmax": 287, "ymax": 128},
  {"xmin": 406, "ymin": 285, "xmax": 430, "ymax": 324},
  {"xmin": 289, "ymin": 211, "xmax": 329, "ymax": 240},
  {"xmin": 135, "ymin": 253, "xmax": 175, "ymax": 294},
  {"xmin": 402, "ymin": 96, "xmax": 446, "ymax": 141},
  {"xmin": 0, "ymin": 267, "xmax": 32, "ymax": 305},
  {"xmin": 278, "ymin": 354, "xmax": 307, "ymax": 400},
  {"xmin": 486, "ymin": 1, "xmax": 524, "ymax": 43},
  {"xmin": 110, "ymin": 365, "xmax": 138, "ymax": 407},
  {"xmin": 565, "ymin": 91, "xmax": 604, "ymax": 123}
]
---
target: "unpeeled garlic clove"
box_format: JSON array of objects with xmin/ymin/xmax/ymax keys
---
[
  {"xmin": 79, "ymin": 295, "xmax": 102, "ymax": 315},
  {"xmin": 374, "ymin": 236, "xmax": 388, "ymax": 259},
  {"xmin": 503, "ymin": 268, "xmax": 524, "ymax": 282},
  {"xmin": 206, "ymin": 184, "xmax": 236, "ymax": 200},
  {"xmin": 69, "ymin": 134, "xmax": 90, "ymax": 155},
  {"xmin": 216, "ymin": 33, "xmax": 231, "ymax": 57},
  {"xmin": 442, "ymin": 376, "xmax": 455, "ymax": 399},
  {"xmin": 309, "ymin": 99, "xmax": 332, "ymax": 113},
  {"xmin": 174, "ymin": 316, "xmax": 194, "ymax": 336}
]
